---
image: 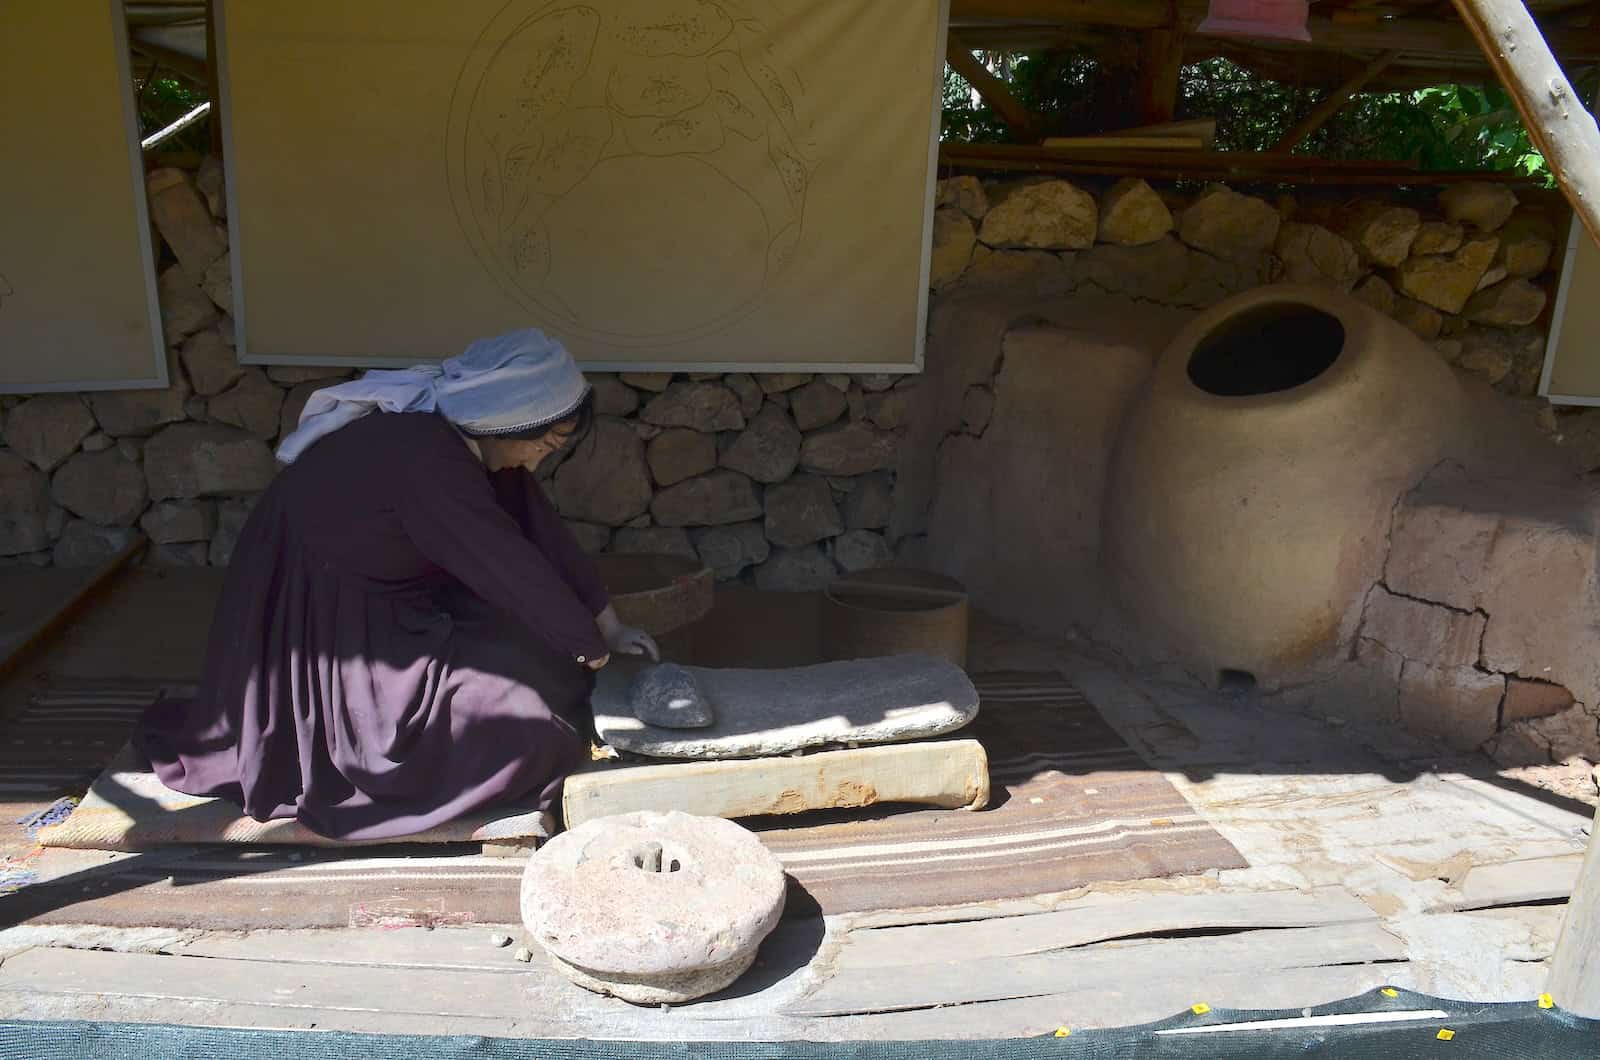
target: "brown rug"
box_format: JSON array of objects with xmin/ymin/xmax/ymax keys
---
[{"xmin": 0, "ymin": 673, "xmax": 1246, "ymax": 929}]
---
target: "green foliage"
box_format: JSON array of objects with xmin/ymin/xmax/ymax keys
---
[{"xmin": 943, "ymin": 53, "xmax": 1600, "ymax": 187}]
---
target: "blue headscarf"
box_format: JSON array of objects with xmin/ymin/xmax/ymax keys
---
[{"xmin": 275, "ymin": 329, "xmax": 590, "ymax": 464}]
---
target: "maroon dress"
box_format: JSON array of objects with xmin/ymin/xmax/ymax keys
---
[{"xmin": 134, "ymin": 412, "xmax": 611, "ymax": 841}]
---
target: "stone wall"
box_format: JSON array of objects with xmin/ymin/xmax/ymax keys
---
[
  {"xmin": 0, "ymin": 160, "xmax": 912, "ymax": 586},
  {"xmin": 929, "ymin": 174, "xmax": 1561, "ymax": 403}
]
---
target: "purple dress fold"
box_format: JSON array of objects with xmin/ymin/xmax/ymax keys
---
[{"xmin": 134, "ymin": 412, "xmax": 610, "ymax": 841}]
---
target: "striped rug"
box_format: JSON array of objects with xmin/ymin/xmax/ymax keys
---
[{"xmin": 0, "ymin": 673, "xmax": 1246, "ymax": 929}]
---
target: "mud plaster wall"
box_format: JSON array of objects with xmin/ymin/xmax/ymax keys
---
[{"xmin": 895, "ymin": 174, "xmax": 1600, "ymax": 770}]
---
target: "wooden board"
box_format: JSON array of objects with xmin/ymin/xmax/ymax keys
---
[
  {"xmin": 0, "ymin": 2, "xmax": 167, "ymax": 392},
  {"xmin": 1427, "ymin": 854, "xmax": 1584, "ymax": 913},
  {"xmin": 836, "ymin": 886, "xmax": 1378, "ymax": 966},
  {"xmin": 785, "ymin": 921, "xmax": 1406, "ymax": 1017},
  {"xmin": 562, "ymin": 739, "xmax": 989, "ymax": 828}
]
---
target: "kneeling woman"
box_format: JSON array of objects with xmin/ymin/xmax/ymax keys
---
[{"xmin": 135, "ymin": 331, "xmax": 656, "ymax": 840}]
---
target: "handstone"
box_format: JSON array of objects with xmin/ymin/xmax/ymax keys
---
[
  {"xmin": 627, "ymin": 663, "xmax": 715, "ymax": 729},
  {"xmin": 593, "ymin": 653, "xmax": 979, "ymax": 759},
  {"xmin": 521, "ymin": 811, "xmax": 786, "ymax": 1004}
]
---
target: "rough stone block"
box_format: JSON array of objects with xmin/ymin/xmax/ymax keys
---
[
  {"xmin": 1439, "ymin": 182, "xmax": 1518, "ymax": 232},
  {"xmin": 832, "ymin": 529, "xmax": 892, "ymax": 573},
  {"xmin": 51, "ymin": 450, "xmax": 147, "ymax": 527},
  {"xmin": 1339, "ymin": 202, "xmax": 1420, "ymax": 267},
  {"xmin": 691, "ymin": 521, "xmax": 769, "ymax": 581},
  {"xmin": 589, "ymin": 375, "xmax": 640, "ymax": 418},
  {"xmin": 758, "ymin": 373, "xmax": 811, "ymax": 394},
  {"xmin": 1177, "ymin": 185, "xmax": 1281, "ymax": 265},
  {"xmin": 979, "ymin": 179, "xmax": 1097, "ymax": 251},
  {"xmin": 150, "ymin": 542, "xmax": 210, "ymax": 567},
  {"xmin": 843, "ymin": 473, "xmax": 894, "ymax": 530},
  {"xmin": 201, "ymin": 255, "xmax": 232, "ymax": 312},
  {"xmin": 646, "ymin": 429, "xmax": 716, "ymax": 488},
  {"xmin": 724, "ymin": 374, "xmax": 763, "ymax": 419},
  {"xmin": 140, "ymin": 499, "xmax": 217, "ymax": 544},
  {"xmin": 789, "ymin": 380, "xmax": 849, "ymax": 432},
  {"xmin": 552, "ymin": 419, "xmax": 653, "ymax": 527},
  {"xmin": 157, "ymin": 265, "xmax": 220, "ymax": 342},
  {"xmin": 180, "ymin": 329, "xmax": 244, "ymax": 397},
  {"xmin": 1464, "ymin": 278, "xmax": 1547, "ymax": 328},
  {"xmin": 1396, "ymin": 236, "xmax": 1499, "ymax": 314},
  {"xmin": 565, "ymin": 520, "xmax": 611, "ymax": 555},
  {"xmin": 2, "ymin": 395, "xmax": 96, "ymax": 472},
  {"xmin": 1391, "ymin": 296, "xmax": 1444, "ymax": 341},
  {"xmin": 719, "ymin": 404, "xmax": 800, "ymax": 484},
  {"xmin": 651, "ymin": 470, "xmax": 762, "ymax": 527},
  {"xmin": 764, "ymin": 474, "xmax": 842, "ymax": 548},
  {"xmin": 208, "ymin": 497, "xmax": 258, "ymax": 566},
  {"xmin": 936, "ymin": 175, "xmax": 989, "ymax": 220},
  {"xmin": 1412, "ymin": 221, "xmax": 1463, "ymax": 256},
  {"xmin": 1274, "ymin": 222, "xmax": 1361, "ymax": 290},
  {"xmin": 865, "ymin": 388, "xmax": 915, "ymax": 430},
  {"xmin": 1097, "ymin": 178, "xmax": 1172, "ymax": 247},
  {"xmin": 929, "ymin": 208, "xmax": 976, "ymax": 289},
  {"xmin": 1352, "ymin": 275, "xmax": 1397, "ymax": 316},
  {"xmin": 144, "ymin": 424, "xmax": 277, "ymax": 501},
  {"xmin": 0, "ymin": 451, "xmax": 52, "ymax": 556},
  {"xmin": 641, "ymin": 383, "xmax": 744, "ymax": 433},
  {"xmin": 799, "ymin": 423, "xmax": 899, "ymax": 477},
  {"xmin": 146, "ymin": 168, "xmax": 229, "ymax": 281},
  {"xmin": 208, "ymin": 368, "xmax": 285, "ymax": 441},
  {"xmin": 1496, "ymin": 214, "xmax": 1556, "ymax": 278},
  {"xmin": 53, "ymin": 520, "xmax": 141, "ymax": 568},
  {"xmin": 962, "ymin": 246, "xmax": 1075, "ymax": 292},
  {"xmin": 89, "ymin": 375, "xmax": 191, "ymax": 440}
]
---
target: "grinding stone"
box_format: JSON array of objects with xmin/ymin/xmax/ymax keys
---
[
  {"xmin": 628, "ymin": 663, "xmax": 714, "ymax": 729},
  {"xmin": 593, "ymin": 653, "xmax": 979, "ymax": 760}
]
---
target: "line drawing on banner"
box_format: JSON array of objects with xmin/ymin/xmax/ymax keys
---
[{"xmin": 446, "ymin": 0, "xmax": 815, "ymax": 346}]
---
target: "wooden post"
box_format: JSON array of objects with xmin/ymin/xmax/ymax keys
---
[
  {"xmin": 1549, "ymin": 771, "xmax": 1600, "ymax": 1016},
  {"xmin": 1272, "ymin": 50, "xmax": 1399, "ymax": 153},
  {"xmin": 946, "ymin": 32, "xmax": 1040, "ymax": 142},
  {"xmin": 1451, "ymin": 0, "xmax": 1600, "ymax": 250},
  {"xmin": 1138, "ymin": 24, "xmax": 1186, "ymax": 126}
]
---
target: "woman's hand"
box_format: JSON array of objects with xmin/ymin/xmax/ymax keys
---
[{"xmin": 595, "ymin": 604, "xmax": 661, "ymax": 662}]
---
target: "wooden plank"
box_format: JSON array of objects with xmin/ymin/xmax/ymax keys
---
[
  {"xmin": 1273, "ymin": 51, "xmax": 1400, "ymax": 152},
  {"xmin": 177, "ymin": 927, "xmax": 525, "ymax": 971},
  {"xmin": 833, "ymin": 963, "xmax": 1411, "ymax": 1038},
  {"xmin": 563, "ymin": 739, "xmax": 990, "ymax": 829},
  {"xmin": 946, "ymin": 33, "xmax": 1039, "ymax": 141},
  {"xmin": 948, "ymin": 0, "xmax": 1171, "ymax": 30},
  {"xmin": 0, "ymin": 946, "xmax": 537, "ymax": 1020},
  {"xmin": 1040, "ymin": 135, "xmax": 1206, "ymax": 149},
  {"xmin": 1452, "ymin": 0, "xmax": 1600, "ymax": 255},
  {"xmin": 1426, "ymin": 854, "xmax": 1583, "ymax": 912},
  {"xmin": 785, "ymin": 921, "xmax": 1406, "ymax": 1017},
  {"xmin": 837, "ymin": 886, "xmax": 1378, "ymax": 967}
]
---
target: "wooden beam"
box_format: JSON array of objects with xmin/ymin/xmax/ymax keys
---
[
  {"xmin": 0, "ymin": 540, "xmax": 146, "ymax": 685},
  {"xmin": 946, "ymin": 32, "xmax": 1040, "ymax": 141},
  {"xmin": 205, "ymin": 0, "xmax": 222, "ymax": 156},
  {"xmin": 948, "ymin": 0, "xmax": 1171, "ymax": 30},
  {"xmin": 1139, "ymin": 19, "xmax": 1187, "ymax": 125},
  {"xmin": 1273, "ymin": 50, "xmax": 1399, "ymax": 152},
  {"xmin": 1451, "ymin": 0, "xmax": 1600, "ymax": 251},
  {"xmin": 128, "ymin": 38, "xmax": 209, "ymax": 87}
]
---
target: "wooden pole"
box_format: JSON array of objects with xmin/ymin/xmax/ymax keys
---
[
  {"xmin": 1451, "ymin": 0, "xmax": 1600, "ymax": 250},
  {"xmin": 1272, "ymin": 50, "xmax": 1400, "ymax": 153},
  {"xmin": 1138, "ymin": 22, "xmax": 1187, "ymax": 126},
  {"xmin": 205, "ymin": 0, "xmax": 222, "ymax": 157},
  {"xmin": 946, "ymin": 32, "xmax": 1040, "ymax": 142},
  {"xmin": 1550, "ymin": 782, "xmax": 1600, "ymax": 1017}
]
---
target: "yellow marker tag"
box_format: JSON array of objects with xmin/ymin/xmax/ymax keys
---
[
  {"xmin": 1381, "ymin": 988, "xmax": 1399, "ymax": 998},
  {"xmin": 1054, "ymin": 1027, "xmax": 1071, "ymax": 1038},
  {"xmin": 1191, "ymin": 1003, "xmax": 1211, "ymax": 1015},
  {"xmin": 1437, "ymin": 1029, "xmax": 1456, "ymax": 1041},
  {"xmin": 1539, "ymin": 994, "xmax": 1555, "ymax": 1010}
]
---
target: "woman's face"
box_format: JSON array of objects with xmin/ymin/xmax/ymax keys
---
[{"xmin": 479, "ymin": 418, "xmax": 581, "ymax": 473}]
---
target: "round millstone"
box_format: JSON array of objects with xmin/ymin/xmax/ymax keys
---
[{"xmin": 521, "ymin": 811, "xmax": 786, "ymax": 1005}]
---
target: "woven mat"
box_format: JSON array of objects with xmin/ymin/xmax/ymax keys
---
[{"xmin": 0, "ymin": 673, "xmax": 1246, "ymax": 930}]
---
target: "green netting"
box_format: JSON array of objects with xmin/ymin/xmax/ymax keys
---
[{"xmin": 5, "ymin": 989, "xmax": 1598, "ymax": 1059}]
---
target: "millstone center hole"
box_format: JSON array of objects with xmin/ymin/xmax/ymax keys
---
[
  {"xmin": 1188, "ymin": 304, "xmax": 1345, "ymax": 397},
  {"xmin": 630, "ymin": 842, "xmax": 683, "ymax": 873}
]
